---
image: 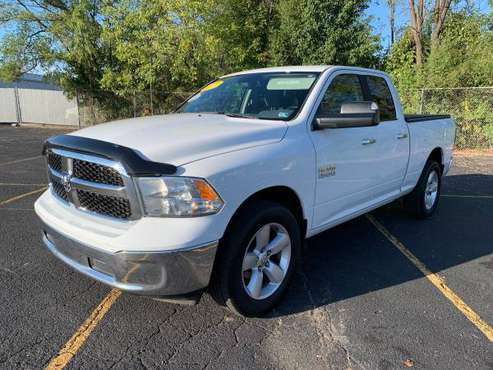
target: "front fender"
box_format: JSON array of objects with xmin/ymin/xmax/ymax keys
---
[{"xmin": 181, "ymin": 134, "xmax": 316, "ymax": 241}]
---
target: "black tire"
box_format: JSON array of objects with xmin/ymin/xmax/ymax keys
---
[
  {"xmin": 209, "ymin": 200, "xmax": 301, "ymax": 317},
  {"xmin": 403, "ymin": 160, "xmax": 442, "ymax": 218}
]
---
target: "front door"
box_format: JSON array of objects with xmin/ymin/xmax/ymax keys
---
[{"xmin": 310, "ymin": 72, "xmax": 408, "ymax": 229}]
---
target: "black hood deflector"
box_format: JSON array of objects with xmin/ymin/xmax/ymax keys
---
[{"xmin": 43, "ymin": 135, "xmax": 177, "ymax": 176}]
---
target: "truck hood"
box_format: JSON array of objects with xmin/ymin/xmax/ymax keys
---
[{"xmin": 71, "ymin": 113, "xmax": 288, "ymax": 166}]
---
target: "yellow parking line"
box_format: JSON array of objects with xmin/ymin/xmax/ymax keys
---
[
  {"xmin": 366, "ymin": 214, "xmax": 493, "ymax": 342},
  {"xmin": 442, "ymin": 194, "xmax": 493, "ymax": 199},
  {"xmin": 0, "ymin": 155, "xmax": 42, "ymax": 167},
  {"xmin": 46, "ymin": 289, "xmax": 122, "ymax": 370},
  {"xmin": 0, "ymin": 187, "xmax": 46, "ymax": 206}
]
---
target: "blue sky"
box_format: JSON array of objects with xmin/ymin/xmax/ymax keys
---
[
  {"xmin": 366, "ymin": 0, "xmax": 492, "ymax": 49},
  {"xmin": 366, "ymin": 0, "xmax": 408, "ymax": 49}
]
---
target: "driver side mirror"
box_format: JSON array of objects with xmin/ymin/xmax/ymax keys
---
[{"xmin": 314, "ymin": 101, "xmax": 380, "ymax": 130}]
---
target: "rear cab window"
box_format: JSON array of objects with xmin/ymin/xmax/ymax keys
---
[{"xmin": 365, "ymin": 76, "xmax": 397, "ymax": 121}]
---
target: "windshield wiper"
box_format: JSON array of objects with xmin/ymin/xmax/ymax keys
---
[
  {"xmin": 193, "ymin": 111, "xmax": 286, "ymax": 121},
  {"xmin": 224, "ymin": 112, "xmax": 257, "ymax": 119},
  {"xmin": 207, "ymin": 111, "xmax": 257, "ymax": 119}
]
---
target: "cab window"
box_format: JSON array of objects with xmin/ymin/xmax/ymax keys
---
[{"xmin": 317, "ymin": 74, "xmax": 365, "ymax": 116}]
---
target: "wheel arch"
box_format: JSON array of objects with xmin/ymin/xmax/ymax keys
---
[
  {"xmin": 427, "ymin": 147, "xmax": 444, "ymax": 173},
  {"xmin": 223, "ymin": 185, "xmax": 307, "ymax": 240}
]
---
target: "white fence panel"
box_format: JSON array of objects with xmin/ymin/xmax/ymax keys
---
[
  {"xmin": 0, "ymin": 88, "xmax": 18, "ymax": 123},
  {"xmin": 18, "ymin": 88, "xmax": 79, "ymax": 126}
]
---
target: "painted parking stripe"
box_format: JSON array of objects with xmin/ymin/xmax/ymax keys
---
[
  {"xmin": 0, "ymin": 155, "xmax": 42, "ymax": 167},
  {"xmin": 0, "ymin": 187, "xmax": 46, "ymax": 206},
  {"xmin": 45, "ymin": 289, "xmax": 122, "ymax": 370},
  {"xmin": 366, "ymin": 214, "xmax": 493, "ymax": 342}
]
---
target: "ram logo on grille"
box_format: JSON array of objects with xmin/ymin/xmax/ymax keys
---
[
  {"xmin": 61, "ymin": 174, "xmax": 72, "ymax": 192},
  {"xmin": 45, "ymin": 149, "xmax": 138, "ymax": 220}
]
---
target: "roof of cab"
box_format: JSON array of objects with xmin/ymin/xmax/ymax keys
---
[{"xmin": 221, "ymin": 65, "xmax": 332, "ymax": 78}]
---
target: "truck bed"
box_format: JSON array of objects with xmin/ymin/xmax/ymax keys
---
[{"xmin": 404, "ymin": 114, "xmax": 451, "ymax": 123}]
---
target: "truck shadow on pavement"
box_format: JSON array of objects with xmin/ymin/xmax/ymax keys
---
[{"xmin": 267, "ymin": 173, "xmax": 493, "ymax": 318}]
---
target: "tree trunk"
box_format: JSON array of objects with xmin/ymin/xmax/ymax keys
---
[
  {"xmin": 387, "ymin": 0, "xmax": 396, "ymax": 46},
  {"xmin": 408, "ymin": 0, "xmax": 425, "ymax": 66},
  {"xmin": 431, "ymin": 0, "xmax": 452, "ymax": 50}
]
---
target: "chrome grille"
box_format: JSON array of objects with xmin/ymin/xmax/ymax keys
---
[
  {"xmin": 47, "ymin": 152, "xmax": 63, "ymax": 172},
  {"xmin": 45, "ymin": 149, "xmax": 140, "ymax": 220},
  {"xmin": 77, "ymin": 189, "xmax": 131, "ymax": 219},
  {"xmin": 51, "ymin": 178, "xmax": 69, "ymax": 202},
  {"xmin": 73, "ymin": 159, "xmax": 124, "ymax": 186}
]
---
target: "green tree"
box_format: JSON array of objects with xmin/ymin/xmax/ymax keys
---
[
  {"xmin": 0, "ymin": 0, "xmax": 112, "ymax": 101},
  {"xmin": 206, "ymin": 0, "xmax": 278, "ymax": 71},
  {"xmin": 423, "ymin": 11, "xmax": 493, "ymax": 88},
  {"xmin": 101, "ymin": 0, "xmax": 220, "ymax": 97},
  {"xmin": 385, "ymin": 10, "xmax": 493, "ymax": 148},
  {"xmin": 270, "ymin": 0, "xmax": 380, "ymax": 67},
  {"xmin": 384, "ymin": 30, "xmax": 419, "ymax": 91},
  {"xmin": 1, "ymin": 0, "xmax": 383, "ymax": 116},
  {"xmin": 100, "ymin": 0, "xmax": 279, "ymax": 99}
]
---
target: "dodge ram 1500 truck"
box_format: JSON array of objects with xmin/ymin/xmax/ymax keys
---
[{"xmin": 35, "ymin": 66, "xmax": 455, "ymax": 316}]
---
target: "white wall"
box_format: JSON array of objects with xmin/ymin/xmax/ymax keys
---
[
  {"xmin": 0, "ymin": 88, "xmax": 18, "ymax": 123},
  {"xmin": 18, "ymin": 88, "xmax": 79, "ymax": 126},
  {"xmin": 0, "ymin": 86, "xmax": 79, "ymax": 126}
]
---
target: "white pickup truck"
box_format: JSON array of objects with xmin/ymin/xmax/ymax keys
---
[{"xmin": 35, "ymin": 66, "xmax": 455, "ymax": 316}]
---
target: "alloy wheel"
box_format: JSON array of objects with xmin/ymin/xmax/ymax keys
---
[{"xmin": 241, "ymin": 223, "xmax": 292, "ymax": 300}]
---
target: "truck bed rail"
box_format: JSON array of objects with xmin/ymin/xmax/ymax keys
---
[{"xmin": 404, "ymin": 114, "xmax": 451, "ymax": 123}]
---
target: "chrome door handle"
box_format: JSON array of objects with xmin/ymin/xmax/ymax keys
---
[
  {"xmin": 361, "ymin": 138, "xmax": 376, "ymax": 145},
  {"xmin": 397, "ymin": 133, "xmax": 408, "ymax": 139}
]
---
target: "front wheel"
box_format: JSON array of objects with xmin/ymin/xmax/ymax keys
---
[
  {"xmin": 210, "ymin": 201, "xmax": 301, "ymax": 317},
  {"xmin": 404, "ymin": 160, "xmax": 442, "ymax": 218}
]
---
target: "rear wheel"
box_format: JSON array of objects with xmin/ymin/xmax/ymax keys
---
[
  {"xmin": 404, "ymin": 160, "xmax": 441, "ymax": 218},
  {"xmin": 210, "ymin": 201, "xmax": 301, "ymax": 317}
]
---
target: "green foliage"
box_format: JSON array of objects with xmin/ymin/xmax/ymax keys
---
[
  {"xmin": 0, "ymin": 24, "xmax": 50, "ymax": 81},
  {"xmin": 388, "ymin": 11, "xmax": 493, "ymax": 148},
  {"xmin": 423, "ymin": 11, "xmax": 493, "ymax": 88},
  {"xmin": 270, "ymin": 0, "xmax": 379, "ymax": 67},
  {"xmin": 4, "ymin": 0, "xmax": 489, "ymax": 148},
  {"xmin": 0, "ymin": 0, "xmax": 379, "ymax": 106},
  {"xmin": 100, "ymin": 0, "xmax": 218, "ymax": 96},
  {"xmin": 206, "ymin": 0, "xmax": 277, "ymax": 71},
  {"xmin": 384, "ymin": 31, "xmax": 418, "ymax": 90},
  {"xmin": 0, "ymin": 0, "xmax": 118, "ymax": 105}
]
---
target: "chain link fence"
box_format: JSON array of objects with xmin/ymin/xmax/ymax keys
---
[
  {"xmin": 78, "ymin": 87, "xmax": 493, "ymax": 149},
  {"xmin": 400, "ymin": 87, "xmax": 493, "ymax": 149}
]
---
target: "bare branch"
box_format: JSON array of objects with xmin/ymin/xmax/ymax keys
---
[{"xmin": 15, "ymin": 0, "xmax": 48, "ymax": 29}]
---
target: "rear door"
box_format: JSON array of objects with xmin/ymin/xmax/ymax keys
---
[
  {"xmin": 364, "ymin": 74, "xmax": 409, "ymax": 193},
  {"xmin": 309, "ymin": 71, "xmax": 408, "ymax": 229}
]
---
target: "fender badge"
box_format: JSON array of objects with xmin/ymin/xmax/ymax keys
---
[{"xmin": 319, "ymin": 165, "xmax": 336, "ymax": 178}]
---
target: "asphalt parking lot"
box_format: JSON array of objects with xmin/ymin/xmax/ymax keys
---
[{"xmin": 0, "ymin": 124, "xmax": 492, "ymax": 369}]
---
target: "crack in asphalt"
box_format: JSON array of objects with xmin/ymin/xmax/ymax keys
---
[
  {"xmin": 0, "ymin": 333, "xmax": 57, "ymax": 366},
  {"xmin": 0, "ymin": 342, "xmax": 40, "ymax": 365},
  {"xmin": 106, "ymin": 307, "xmax": 180, "ymax": 369}
]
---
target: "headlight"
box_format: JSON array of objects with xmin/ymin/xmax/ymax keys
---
[{"xmin": 136, "ymin": 177, "xmax": 224, "ymax": 217}]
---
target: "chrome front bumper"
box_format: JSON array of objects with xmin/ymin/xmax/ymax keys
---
[{"xmin": 41, "ymin": 223, "xmax": 218, "ymax": 297}]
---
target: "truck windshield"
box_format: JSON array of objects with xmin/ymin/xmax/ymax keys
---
[{"xmin": 177, "ymin": 72, "xmax": 320, "ymax": 121}]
